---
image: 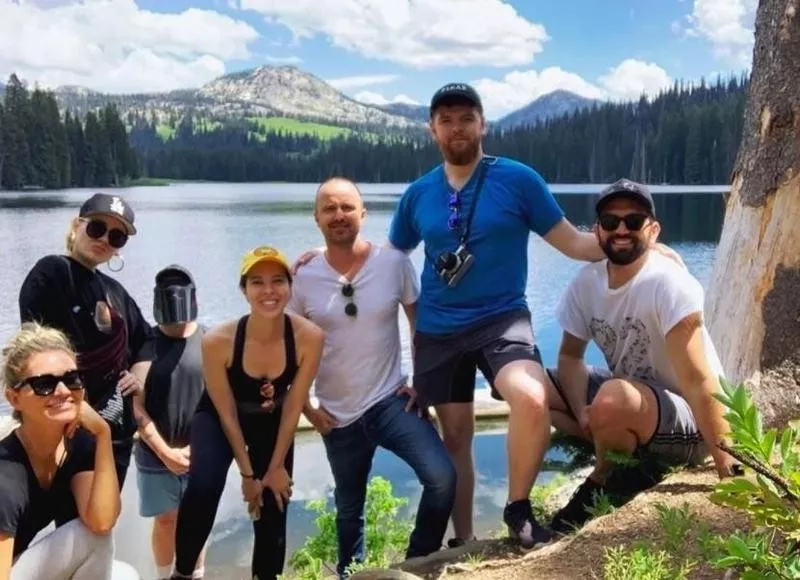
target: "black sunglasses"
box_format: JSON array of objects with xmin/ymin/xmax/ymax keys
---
[
  {"xmin": 598, "ymin": 213, "xmax": 650, "ymax": 232},
  {"xmin": 14, "ymin": 370, "xmax": 84, "ymax": 397},
  {"xmin": 85, "ymin": 219, "xmax": 128, "ymax": 249},
  {"xmin": 342, "ymin": 283, "xmax": 357, "ymax": 317}
]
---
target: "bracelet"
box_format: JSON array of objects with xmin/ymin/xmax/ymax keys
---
[{"xmin": 240, "ymin": 472, "xmax": 258, "ymax": 479}]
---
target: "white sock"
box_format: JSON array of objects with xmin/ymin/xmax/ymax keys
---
[
  {"xmin": 156, "ymin": 564, "xmax": 173, "ymax": 579},
  {"xmin": 192, "ymin": 567, "xmax": 205, "ymax": 578}
]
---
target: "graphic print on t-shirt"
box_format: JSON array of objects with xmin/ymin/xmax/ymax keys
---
[{"xmin": 589, "ymin": 316, "xmax": 654, "ymax": 380}]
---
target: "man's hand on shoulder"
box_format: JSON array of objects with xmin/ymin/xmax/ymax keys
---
[
  {"xmin": 652, "ymin": 243, "xmax": 686, "ymax": 269},
  {"xmin": 290, "ymin": 246, "xmax": 325, "ymax": 274}
]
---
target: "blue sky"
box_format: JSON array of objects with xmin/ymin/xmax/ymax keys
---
[{"xmin": 1, "ymin": 0, "xmax": 756, "ymax": 119}]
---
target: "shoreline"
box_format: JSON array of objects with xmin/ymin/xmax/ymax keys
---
[{"xmin": 0, "ymin": 390, "xmax": 511, "ymax": 439}]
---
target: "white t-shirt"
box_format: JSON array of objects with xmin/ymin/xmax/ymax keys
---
[
  {"xmin": 288, "ymin": 244, "xmax": 419, "ymax": 427},
  {"xmin": 556, "ymin": 251, "xmax": 725, "ymax": 394}
]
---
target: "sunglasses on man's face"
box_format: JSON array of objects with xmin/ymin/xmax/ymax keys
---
[
  {"xmin": 597, "ymin": 213, "xmax": 650, "ymax": 232},
  {"xmin": 342, "ymin": 283, "xmax": 357, "ymax": 317},
  {"xmin": 14, "ymin": 370, "xmax": 84, "ymax": 397},
  {"xmin": 85, "ymin": 219, "xmax": 128, "ymax": 249}
]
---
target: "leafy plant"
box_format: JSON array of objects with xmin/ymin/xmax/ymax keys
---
[
  {"xmin": 586, "ymin": 490, "xmax": 616, "ymax": 519},
  {"xmin": 289, "ymin": 476, "xmax": 413, "ymax": 579},
  {"xmin": 600, "ymin": 544, "xmax": 695, "ymax": 580},
  {"xmin": 530, "ymin": 474, "xmax": 569, "ymax": 522},
  {"xmin": 654, "ymin": 502, "xmax": 695, "ymax": 553},
  {"xmin": 709, "ymin": 379, "xmax": 800, "ymax": 578}
]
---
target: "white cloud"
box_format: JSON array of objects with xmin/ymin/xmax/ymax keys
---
[
  {"xmin": 354, "ymin": 90, "xmax": 420, "ymax": 106},
  {"xmin": 679, "ymin": 0, "xmax": 757, "ymax": 67},
  {"xmin": 0, "ymin": 0, "xmax": 260, "ymax": 93},
  {"xmin": 327, "ymin": 74, "xmax": 400, "ymax": 90},
  {"xmin": 472, "ymin": 59, "xmax": 672, "ymax": 120},
  {"xmin": 599, "ymin": 59, "xmax": 672, "ymax": 101},
  {"xmin": 239, "ymin": 0, "xmax": 548, "ymax": 68}
]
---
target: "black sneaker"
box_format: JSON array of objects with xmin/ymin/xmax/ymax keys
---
[
  {"xmin": 503, "ymin": 498, "xmax": 554, "ymax": 549},
  {"xmin": 446, "ymin": 536, "xmax": 476, "ymax": 549},
  {"xmin": 550, "ymin": 477, "xmax": 607, "ymax": 535},
  {"xmin": 604, "ymin": 454, "xmax": 671, "ymax": 496}
]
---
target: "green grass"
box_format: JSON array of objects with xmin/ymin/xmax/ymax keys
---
[
  {"xmin": 154, "ymin": 116, "xmax": 355, "ymax": 142},
  {"xmin": 246, "ymin": 116, "xmax": 351, "ymax": 139}
]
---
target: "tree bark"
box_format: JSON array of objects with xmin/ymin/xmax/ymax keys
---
[{"xmin": 706, "ymin": 0, "xmax": 800, "ymax": 428}]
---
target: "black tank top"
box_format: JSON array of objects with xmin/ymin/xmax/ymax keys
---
[{"xmin": 227, "ymin": 314, "xmax": 299, "ymax": 415}]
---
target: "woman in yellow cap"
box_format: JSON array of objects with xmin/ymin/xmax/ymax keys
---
[{"xmin": 171, "ymin": 246, "xmax": 323, "ymax": 580}]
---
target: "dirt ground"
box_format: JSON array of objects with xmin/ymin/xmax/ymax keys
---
[{"xmin": 395, "ymin": 466, "xmax": 750, "ymax": 580}]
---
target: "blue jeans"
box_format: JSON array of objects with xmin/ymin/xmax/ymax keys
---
[{"xmin": 323, "ymin": 393, "xmax": 456, "ymax": 577}]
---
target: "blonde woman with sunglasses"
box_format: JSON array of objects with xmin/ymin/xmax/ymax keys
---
[
  {"xmin": 17, "ymin": 193, "xmax": 155, "ymax": 490},
  {"xmin": 0, "ymin": 322, "xmax": 125, "ymax": 579}
]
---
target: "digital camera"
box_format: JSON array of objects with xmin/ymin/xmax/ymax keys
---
[{"xmin": 435, "ymin": 244, "xmax": 475, "ymax": 287}]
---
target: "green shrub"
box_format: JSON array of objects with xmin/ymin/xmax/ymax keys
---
[
  {"xmin": 709, "ymin": 379, "xmax": 800, "ymax": 579},
  {"xmin": 289, "ymin": 476, "xmax": 413, "ymax": 579}
]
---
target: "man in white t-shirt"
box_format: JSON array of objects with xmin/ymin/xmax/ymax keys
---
[
  {"xmin": 545, "ymin": 178, "xmax": 739, "ymax": 534},
  {"xmin": 289, "ymin": 177, "xmax": 456, "ymax": 578}
]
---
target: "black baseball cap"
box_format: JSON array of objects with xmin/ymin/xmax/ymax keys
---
[
  {"xmin": 155, "ymin": 265, "xmax": 195, "ymax": 287},
  {"xmin": 429, "ymin": 82, "xmax": 483, "ymax": 117},
  {"xmin": 79, "ymin": 193, "xmax": 136, "ymax": 235},
  {"xmin": 595, "ymin": 178, "xmax": 656, "ymax": 217}
]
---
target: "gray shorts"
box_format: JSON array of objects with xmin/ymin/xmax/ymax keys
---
[
  {"xmin": 548, "ymin": 367, "xmax": 708, "ymax": 467},
  {"xmin": 413, "ymin": 308, "xmax": 542, "ymax": 407}
]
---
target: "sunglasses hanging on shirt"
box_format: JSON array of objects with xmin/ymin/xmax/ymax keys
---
[{"xmin": 342, "ymin": 283, "xmax": 357, "ymax": 317}]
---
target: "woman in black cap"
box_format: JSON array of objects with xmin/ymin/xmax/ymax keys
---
[{"xmin": 17, "ymin": 192, "xmax": 155, "ymax": 489}]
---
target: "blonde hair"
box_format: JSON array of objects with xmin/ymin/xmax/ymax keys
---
[
  {"xmin": 65, "ymin": 217, "xmax": 80, "ymax": 253},
  {"xmin": 2, "ymin": 322, "xmax": 76, "ymax": 396}
]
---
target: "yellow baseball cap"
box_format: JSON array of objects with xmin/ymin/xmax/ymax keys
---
[{"xmin": 239, "ymin": 246, "xmax": 292, "ymax": 279}]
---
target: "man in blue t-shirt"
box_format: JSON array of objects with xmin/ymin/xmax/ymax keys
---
[{"xmin": 388, "ymin": 83, "xmax": 613, "ymax": 550}]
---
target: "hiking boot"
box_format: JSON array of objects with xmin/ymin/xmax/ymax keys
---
[
  {"xmin": 604, "ymin": 454, "xmax": 671, "ymax": 496},
  {"xmin": 550, "ymin": 477, "xmax": 607, "ymax": 535},
  {"xmin": 551, "ymin": 458, "xmax": 671, "ymax": 535},
  {"xmin": 503, "ymin": 498, "xmax": 554, "ymax": 549}
]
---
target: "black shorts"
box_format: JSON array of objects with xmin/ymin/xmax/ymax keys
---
[
  {"xmin": 413, "ymin": 308, "xmax": 542, "ymax": 406},
  {"xmin": 547, "ymin": 367, "xmax": 707, "ymax": 467}
]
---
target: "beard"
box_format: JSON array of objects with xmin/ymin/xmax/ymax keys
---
[
  {"xmin": 438, "ymin": 136, "xmax": 481, "ymax": 166},
  {"xmin": 602, "ymin": 235, "xmax": 647, "ymax": 265},
  {"xmin": 324, "ymin": 222, "xmax": 358, "ymax": 246}
]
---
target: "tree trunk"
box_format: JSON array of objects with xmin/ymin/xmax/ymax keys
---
[{"xmin": 706, "ymin": 0, "xmax": 800, "ymax": 428}]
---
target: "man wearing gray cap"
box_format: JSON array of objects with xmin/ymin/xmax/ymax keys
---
[{"xmin": 544, "ymin": 178, "xmax": 739, "ymax": 533}]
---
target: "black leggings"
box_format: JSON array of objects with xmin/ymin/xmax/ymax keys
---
[{"xmin": 174, "ymin": 409, "xmax": 294, "ymax": 580}]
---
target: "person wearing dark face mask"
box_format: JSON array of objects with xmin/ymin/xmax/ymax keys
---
[
  {"xmin": 17, "ymin": 193, "xmax": 155, "ymax": 490},
  {"xmin": 544, "ymin": 179, "xmax": 740, "ymax": 534},
  {"xmin": 133, "ymin": 266, "xmax": 207, "ymax": 580}
]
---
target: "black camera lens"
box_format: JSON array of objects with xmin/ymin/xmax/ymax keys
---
[{"xmin": 437, "ymin": 252, "xmax": 457, "ymax": 271}]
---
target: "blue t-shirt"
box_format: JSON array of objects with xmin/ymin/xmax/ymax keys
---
[{"xmin": 389, "ymin": 156, "xmax": 564, "ymax": 335}]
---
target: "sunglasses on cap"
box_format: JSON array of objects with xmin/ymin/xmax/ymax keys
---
[
  {"xmin": 85, "ymin": 219, "xmax": 128, "ymax": 249},
  {"xmin": 597, "ymin": 213, "xmax": 650, "ymax": 232},
  {"xmin": 342, "ymin": 283, "xmax": 357, "ymax": 317},
  {"xmin": 13, "ymin": 370, "xmax": 84, "ymax": 397}
]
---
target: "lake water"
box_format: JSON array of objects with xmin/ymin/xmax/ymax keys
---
[{"xmin": 0, "ymin": 182, "xmax": 726, "ymax": 578}]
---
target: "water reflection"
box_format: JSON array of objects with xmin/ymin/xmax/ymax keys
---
[{"xmin": 115, "ymin": 423, "xmax": 575, "ymax": 579}]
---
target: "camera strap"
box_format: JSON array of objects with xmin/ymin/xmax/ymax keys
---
[
  {"xmin": 423, "ymin": 155, "xmax": 493, "ymax": 268},
  {"xmin": 457, "ymin": 155, "xmax": 491, "ymax": 248}
]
